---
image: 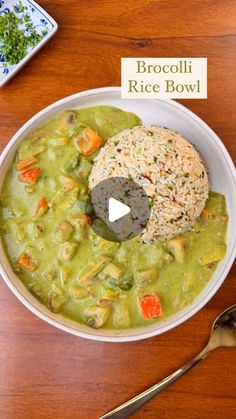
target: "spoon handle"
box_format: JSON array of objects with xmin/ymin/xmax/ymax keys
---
[{"xmin": 99, "ymin": 346, "xmax": 211, "ymax": 419}]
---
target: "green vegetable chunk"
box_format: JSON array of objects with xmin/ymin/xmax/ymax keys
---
[
  {"xmin": 55, "ymin": 221, "xmax": 74, "ymax": 243},
  {"xmin": 84, "ymin": 305, "xmax": 110, "ymax": 329},
  {"xmin": 59, "ymin": 241, "xmax": 78, "ymax": 261}
]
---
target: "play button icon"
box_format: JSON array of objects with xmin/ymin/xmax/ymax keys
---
[
  {"xmin": 90, "ymin": 177, "xmax": 151, "ymax": 242},
  {"xmin": 108, "ymin": 198, "xmax": 130, "ymax": 222}
]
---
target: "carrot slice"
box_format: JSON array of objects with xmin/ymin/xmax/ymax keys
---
[
  {"xmin": 76, "ymin": 128, "xmax": 102, "ymax": 156},
  {"xmin": 139, "ymin": 294, "xmax": 163, "ymax": 319},
  {"xmin": 35, "ymin": 198, "xmax": 48, "ymax": 217},
  {"xmin": 16, "ymin": 156, "xmax": 37, "ymax": 171},
  {"xmin": 19, "ymin": 167, "xmax": 41, "ymax": 184},
  {"xmin": 18, "ymin": 253, "xmax": 37, "ymax": 272}
]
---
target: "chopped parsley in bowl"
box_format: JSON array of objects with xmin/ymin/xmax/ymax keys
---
[
  {"xmin": 0, "ymin": 0, "xmax": 58, "ymax": 86},
  {"xmin": 0, "ymin": 1, "xmax": 46, "ymax": 66}
]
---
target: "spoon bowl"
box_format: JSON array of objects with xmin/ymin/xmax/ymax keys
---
[
  {"xmin": 210, "ymin": 304, "xmax": 236, "ymax": 349},
  {"xmin": 100, "ymin": 304, "xmax": 236, "ymax": 419}
]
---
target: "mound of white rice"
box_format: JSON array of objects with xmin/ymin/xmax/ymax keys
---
[{"xmin": 89, "ymin": 126, "xmax": 209, "ymax": 242}]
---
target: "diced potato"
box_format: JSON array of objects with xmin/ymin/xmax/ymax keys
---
[
  {"xmin": 94, "ymin": 238, "xmax": 120, "ymax": 254},
  {"xmin": 70, "ymin": 213, "xmax": 91, "ymax": 229},
  {"xmin": 50, "ymin": 290, "xmax": 67, "ymax": 312},
  {"xmin": 174, "ymin": 293, "xmax": 188, "ymax": 309},
  {"xmin": 182, "ymin": 273, "xmax": 198, "ymax": 292},
  {"xmin": 102, "ymin": 288, "xmax": 119, "ymax": 300},
  {"xmin": 59, "ymin": 175, "xmax": 87, "ymax": 195},
  {"xmin": 75, "ymin": 156, "xmax": 92, "ymax": 178},
  {"xmin": 32, "ymin": 145, "xmax": 47, "ymax": 156},
  {"xmin": 199, "ymin": 244, "xmax": 226, "ymax": 265},
  {"xmin": 205, "ymin": 192, "xmax": 226, "ymax": 215},
  {"xmin": 49, "ymin": 187, "xmax": 78, "ymax": 210},
  {"xmin": 57, "ymin": 110, "xmax": 78, "ymax": 134},
  {"xmin": 134, "ymin": 267, "xmax": 157, "ymax": 284},
  {"xmin": 59, "ymin": 175, "xmax": 77, "ymax": 190},
  {"xmin": 59, "ymin": 267, "xmax": 73, "ymax": 285},
  {"xmin": 12, "ymin": 222, "xmax": 25, "ymax": 241},
  {"xmin": 113, "ymin": 302, "xmax": 130, "ymax": 328},
  {"xmin": 103, "ymin": 262, "xmax": 124, "ymax": 280},
  {"xmin": 201, "ymin": 210, "xmax": 228, "ymax": 225},
  {"xmin": 70, "ymin": 214, "xmax": 90, "ymax": 241},
  {"xmin": 59, "ymin": 241, "xmax": 78, "ymax": 261},
  {"xmin": 51, "ymin": 136, "xmax": 70, "ymax": 146},
  {"xmin": 79, "ymin": 256, "xmax": 111, "ymax": 285},
  {"xmin": 84, "ymin": 305, "xmax": 110, "ymax": 328},
  {"xmin": 167, "ymin": 237, "xmax": 185, "ymax": 263},
  {"xmin": 200, "ymin": 209, "xmax": 214, "ymax": 224},
  {"xmin": 18, "ymin": 131, "xmax": 47, "ymax": 160},
  {"xmin": 55, "ymin": 221, "xmax": 74, "ymax": 243},
  {"xmin": 71, "ymin": 286, "xmax": 89, "ymax": 299}
]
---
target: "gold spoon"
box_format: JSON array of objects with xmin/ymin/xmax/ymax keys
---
[{"xmin": 100, "ymin": 304, "xmax": 236, "ymax": 419}]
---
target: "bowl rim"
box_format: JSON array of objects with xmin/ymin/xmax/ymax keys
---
[{"xmin": 0, "ymin": 86, "xmax": 236, "ymax": 342}]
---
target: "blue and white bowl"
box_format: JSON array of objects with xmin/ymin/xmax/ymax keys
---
[{"xmin": 0, "ymin": 0, "xmax": 58, "ymax": 87}]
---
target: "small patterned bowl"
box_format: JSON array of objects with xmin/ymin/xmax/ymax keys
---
[{"xmin": 0, "ymin": 0, "xmax": 58, "ymax": 87}]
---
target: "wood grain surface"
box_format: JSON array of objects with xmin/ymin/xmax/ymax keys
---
[{"xmin": 0, "ymin": 1, "xmax": 236, "ymax": 418}]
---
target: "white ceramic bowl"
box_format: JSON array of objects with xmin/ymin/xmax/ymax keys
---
[{"xmin": 1, "ymin": 87, "xmax": 236, "ymax": 342}]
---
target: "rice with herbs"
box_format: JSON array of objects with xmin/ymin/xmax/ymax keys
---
[{"xmin": 89, "ymin": 125, "xmax": 209, "ymax": 242}]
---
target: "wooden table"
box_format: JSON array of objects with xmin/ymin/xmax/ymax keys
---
[{"xmin": 0, "ymin": 1, "xmax": 236, "ymax": 418}]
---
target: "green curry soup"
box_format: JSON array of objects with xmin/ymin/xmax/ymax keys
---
[{"xmin": 0, "ymin": 106, "xmax": 228, "ymax": 329}]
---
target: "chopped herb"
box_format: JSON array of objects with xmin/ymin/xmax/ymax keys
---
[
  {"xmin": 147, "ymin": 131, "xmax": 154, "ymax": 136},
  {"xmin": 168, "ymin": 185, "xmax": 173, "ymax": 191},
  {"xmin": 128, "ymin": 174, "xmax": 133, "ymax": 181},
  {"xmin": 124, "ymin": 189, "xmax": 131, "ymax": 197},
  {"xmin": 153, "ymin": 156, "xmax": 157, "ymax": 163},
  {"xmin": 170, "ymin": 219, "xmax": 175, "ymax": 224},
  {"xmin": 0, "ymin": 1, "xmax": 46, "ymax": 67},
  {"xmin": 184, "ymin": 173, "xmax": 189, "ymax": 178},
  {"xmin": 114, "ymin": 140, "xmax": 119, "ymax": 146},
  {"xmin": 149, "ymin": 197, "xmax": 155, "ymax": 208}
]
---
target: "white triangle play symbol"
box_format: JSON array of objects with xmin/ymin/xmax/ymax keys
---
[{"xmin": 108, "ymin": 197, "xmax": 131, "ymax": 222}]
